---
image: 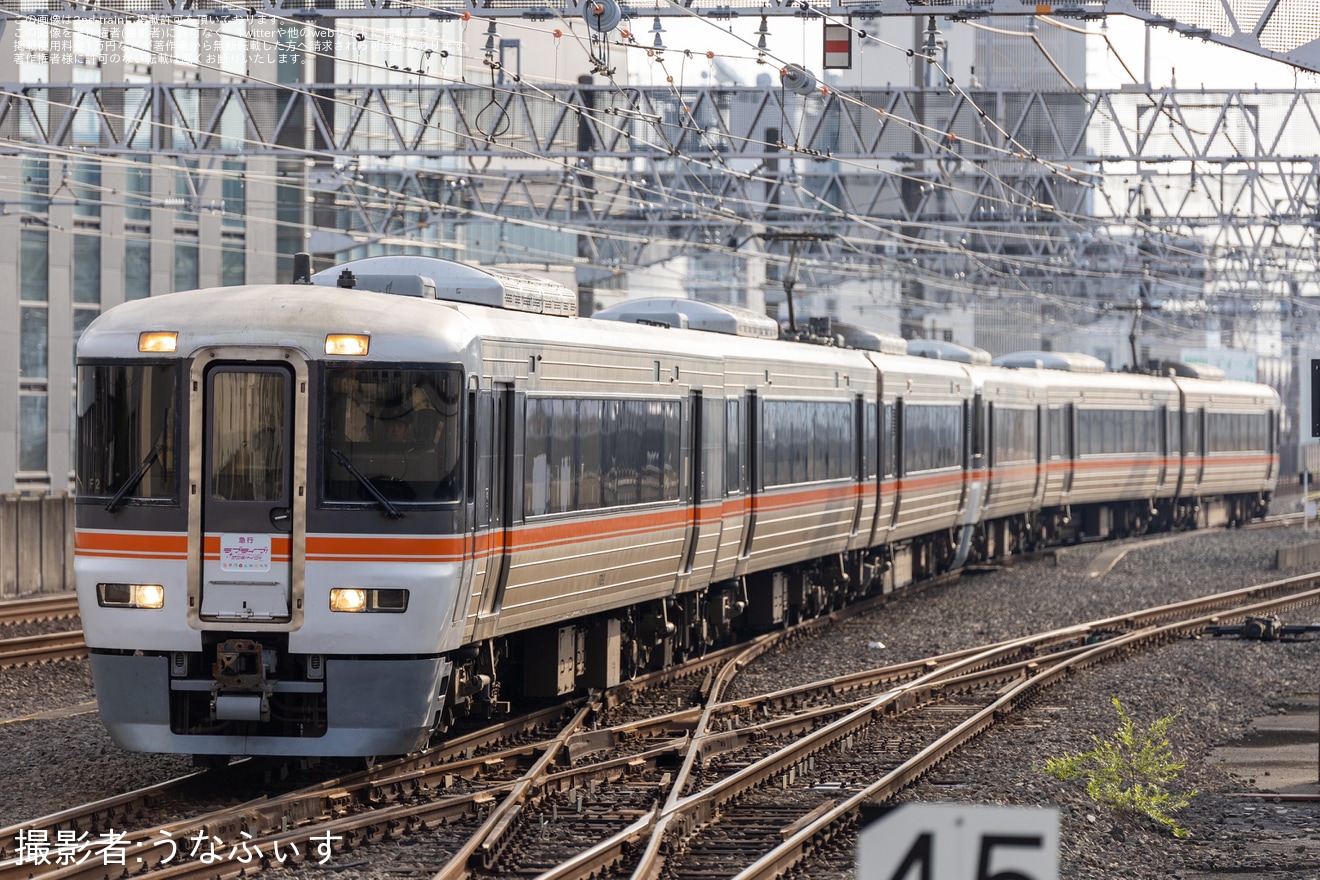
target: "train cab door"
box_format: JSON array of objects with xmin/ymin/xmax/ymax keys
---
[{"xmin": 191, "ymin": 353, "xmax": 306, "ymax": 627}]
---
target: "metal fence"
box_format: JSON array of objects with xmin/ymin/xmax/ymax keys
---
[{"xmin": 0, "ymin": 493, "xmax": 75, "ymax": 599}]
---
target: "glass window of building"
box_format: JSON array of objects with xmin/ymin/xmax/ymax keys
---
[
  {"xmin": 74, "ymin": 234, "xmax": 101, "ymax": 304},
  {"xmin": 174, "ymin": 242, "xmax": 199, "ymax": 291},
  {"xmin": 221, "ymin": 241, "xmax": 245, "ymax": 286},
  {"xmin": 125, "ymin": 239, "xmax": 151, "ymax": 299}
]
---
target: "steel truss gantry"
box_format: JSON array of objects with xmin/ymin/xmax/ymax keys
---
[
  {"xmin": 5, "ymin": 80, "xmax": 1319, "ymax": 290},
  {"xmin": 1, "ymin": 0, "xmax": 1316, "ymax": 73}
]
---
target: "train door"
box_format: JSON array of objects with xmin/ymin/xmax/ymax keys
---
[
  {"xmin": 891, "ymin": 399, "xmax": 904, "ymax": 526},
  {"xmin": 851, "ymin": 395, "xmax": 865, "ymax": 536},
  {"xmin": 193, "ymin": 355, "xmax": 305, "ymax": 625},
  {"xmin": 737, "ymin": 391, "xmax": 758, "ymax": 567},
  {"xmin": 1196, "ymin": 408, "xmax": 1207, "ymax": 486},
  {"xmin": 1190, "ymin": 407, "xmax": 1206, "ymax": 489},
  {"xmin": 677, "ymin": 391, "xmax": 703, "ymax": 584},
  {"xmin": 711, "ymin": 395, "xmax": 744, "ymax": 584},
  {"xmin": 1063, "ymin": 403, "xmax": 1075, "ymax": 496},
  {"xmin": 1031, "ymin": 405, "xmax": 1044, "ymax": 506},
  {"xmin": 975, "ymin": 397, "xmax": 989, "ymax": 508},
  {"xmin": 1156, "ymin": 405, "xmax": 1169, "ymax": 490},
  {"xmin": 1268, "ymin": 408, "xmax": 1277, "ymax": 481},
  {"xmin": 475, "ymin": 383, "xmax": 515, "ymax": 624}
]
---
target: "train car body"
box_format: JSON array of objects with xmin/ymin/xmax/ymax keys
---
[{"xmin": 74, "ymin": 257, "xmax": 1279, "ymax": 758}]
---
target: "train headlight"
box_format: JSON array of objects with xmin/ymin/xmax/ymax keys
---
[
  {"xmin": 325, "ymin": 334, "xmax": 370, "ymax": 356},
  {"xmin": 138, "ymin": 331, "xmax": 178, "ymax": 353},
  {"xmin": 135, "ymin": 583, "xmax": 165, "ymax": 609},
  {"xmin": 329, "ymin": 588, "xmax": 408, "ymax": 613},
  {"xmin": 329, "ymin": 588, "xmax": 368, "ymax": 613},
  {"xmin": 97, "ymin": 583, "xmax": 165, "ymax": 609}
]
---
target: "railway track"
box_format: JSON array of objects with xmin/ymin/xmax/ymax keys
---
[
  {"xmin": 0, "ymin": 630, "xmax": 86, "ymax": 669},
  {"xmin": 3, "ymin": 569, "xmax": 1317, "ymax": 880},
  {"xmin": 0, "ymin": 594, "xmax": 79, "ymax": 627}
]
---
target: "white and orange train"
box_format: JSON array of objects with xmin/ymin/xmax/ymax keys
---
[{"xmin": 74, "ymin": 256, "xmax": 1278, "ymax": 757}]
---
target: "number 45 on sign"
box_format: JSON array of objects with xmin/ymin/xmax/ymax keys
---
[{"xmin": 857, "ymin": 803, "xmax": 1059, "ymax": 880}]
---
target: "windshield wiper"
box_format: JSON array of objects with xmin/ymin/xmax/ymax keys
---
[
  {"xmin": 330, "ymin": 447, "xmax": 404, "ymax": 519},
  {"xmin": 105, "ymin": 442, "xmax": 164, "ymax": 513}
]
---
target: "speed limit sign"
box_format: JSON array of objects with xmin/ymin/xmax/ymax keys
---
[{"xmin": 857, "ymin": 803, "xmax": 1059, "ymax": 880}]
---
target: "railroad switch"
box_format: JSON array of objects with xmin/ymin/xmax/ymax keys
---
[{"xmin": 1206, "ymin": 615, "xmax": 1320, "ymax": 641}]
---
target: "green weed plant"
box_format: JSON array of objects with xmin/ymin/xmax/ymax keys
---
[{"xmin": 1042, "ymin": 697, "xmax": 1197, "ymax": 838}]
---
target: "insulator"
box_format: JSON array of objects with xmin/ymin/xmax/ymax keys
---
[
  {"xmin": 780, "ymin": 64, "xmax": 817, "ymax": 96},
  {"xmin": 582, "ymin": 0, "xmax": 622, "ymax": 33}
]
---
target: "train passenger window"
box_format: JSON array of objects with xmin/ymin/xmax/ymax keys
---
[
  {"xmin": 901, "ymin": 404, "xmax": 961, "ymax": 473},
  {"xmin": 1207, "ymin": 412, "xmax": 1270, "ymax": 452},
  {"xmin": 1077, "ymin": 408, "xmax": 1161, "ymax": 456},
  {"xmin": 992, "ymin": 406, "xmax": 1036, "ymax": 463},
  {"xmin": 761, "ymin": 400, "xmax": 852, "ymax": 486},
  {"xmin": 322, "ymin": 366, "xmax": 462, "ymax": 505},
  {"xmin": 524, "ymin": 396, "xmax": 681, "ymax": 516},
  {"xmin": 76, "ymin": 363, "xmax": 179, "ymax": 501}
]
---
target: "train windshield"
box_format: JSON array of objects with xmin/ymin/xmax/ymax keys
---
[
  {"xmin": 322, "ymin": 366, "xmax": 463, "ymax": 506},
  {"xmin": 76, "ymin": 363, "xmax": 179, "ymax": 501}
]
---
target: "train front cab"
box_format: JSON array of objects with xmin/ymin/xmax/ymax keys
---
[{"xmin": 76, "ymin": 303, "xmax": 466, "ymax": 758}]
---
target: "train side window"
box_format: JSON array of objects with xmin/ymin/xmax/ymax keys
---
[
  {"xmin": 761, "ymin": 399, "xmax": 852, "ymax": 486},
  {"xmin": 902, "ymin": 404, "xmax": 961, "ymax": 473},
  {"xmin": 524, "ymin": 396, "xmax": 681, "ymax": 516}
]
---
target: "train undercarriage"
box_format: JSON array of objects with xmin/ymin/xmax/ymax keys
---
[{"xmin": 438, "ymin": 489, "xmax": 1272, "ymax": 740}]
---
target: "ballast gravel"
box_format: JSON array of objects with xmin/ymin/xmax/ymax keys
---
[{"xmin": 2, "ymin": 513, "xmax": 1319, "ymax": 879}]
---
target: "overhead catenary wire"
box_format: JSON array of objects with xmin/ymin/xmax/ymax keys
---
[{"xmin": 2, "ymin": 6, "xmax": 1309, "ymax": 308}]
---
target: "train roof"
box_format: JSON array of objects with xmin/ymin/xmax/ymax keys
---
[
  {"xmin": 309, "ymin": 256, "xmax": 579, "ymax": 317},
  {"xmin": 906, "ymin": 340, "xmax": 993, "ymax": 365},
  {"xmin": 992, "ymin": 351, "xmax": 1107, "ymax": 373},
  {"xmin": 77, "ymin": 284, "xmax": 481, "ymax": 360},
  {"xmin": 592, "ymin": 298, "xmax": 780, "ymax": 339}
]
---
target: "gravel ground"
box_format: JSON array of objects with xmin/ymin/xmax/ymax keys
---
[{"xmin": 2, "ymin": 517, "xmax": 1319, "ymax": 879}]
